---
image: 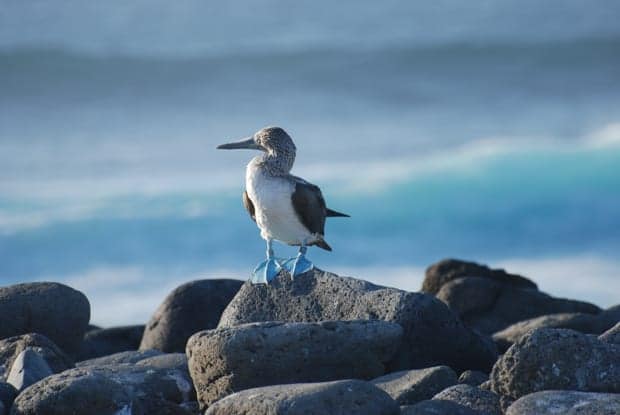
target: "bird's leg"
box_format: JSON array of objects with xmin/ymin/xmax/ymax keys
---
[
  {"xmin": 251, "ymin": 239, "xmax": 282, "ymax": 284},
  {"xmin": 283, "ymin": 242, "xmax": 314, "ymax": 278}
]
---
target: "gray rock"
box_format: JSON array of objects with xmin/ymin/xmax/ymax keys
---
[
  {"xmin": 0, "ymin": 282, "xmax": 90, "ymax": 354},
  {"xmin": 75, "ymin": 325, "xmax": 145, "ymax": 361},
  {"xmin": 218, "ymin": 269, "xmax": 497, "ymax": 372},
  {"xmin": 506, "ymin": 390, "xmax": 620, "ymax": 415},
  {"xmin": 422, "ymin": 258, "xmax": 537, "ymax": 294},
  {"xmin": 0, "ymin": 333, "xmax": 73, "ymax": 380},
  {"xmin": 205, "ymin": 379, "xmax": 399, "ymax": 415},
  {"xmin": 490, "ymin": 328, "xmax": 620, "ymax": 400},
  {"xmin": 76, "ymin": 349, "xmax": 162, "ymax": 367},
  {"xmin": 599, "ymin": 321, "xmax": 620, "ymax": 344},
  {"xmin": 135, "ymin": 353, "xmax": 187, "ymax": 371},
  {"xmin": 433, "ymin": 384, "xmax": 501, "ymax": 415},
  {"xmin": 187, "ymin": 320, "xmax": 402, "ymax": 408},
  {"xmin": 458, "ymin": 370, "xmax": 489, "ymax": 387},
  {"xmin": 371, "ymin": 366, "xmax": 458, "ymax": 405},
  {"xmin": 140, "ymin": 279, "xmax": 243, "ymax": 353},
  {"xmin": 6, "ymin": 348, "xmax": 52, "ymax": 391},
  {"xmin": 401, "ymin": 400, "xmax": 477, "ymax": 415},
  {"xmin": 0, "ymin": 383, "xmax": 16, "ymax": 413},
  {"xmin": 11, "ymin": 357, "xmax": 195, "ymax": 414}
]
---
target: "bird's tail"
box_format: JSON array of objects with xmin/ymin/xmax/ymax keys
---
[
  {"xmin": 326, "ymin": 208, "xmax": 350, "ymax": 218},
  {"xmin": 314, "ymin": 238, "xmax": 332, "ymax": 251}
]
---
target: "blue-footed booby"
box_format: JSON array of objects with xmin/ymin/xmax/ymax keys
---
[{"xmin": 217, "ymin": 126, "xmax": 349, "ymax": 284}]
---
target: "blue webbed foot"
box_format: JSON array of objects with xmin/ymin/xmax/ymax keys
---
[
  {"xmin": 251, "ymin": 258, "xmax": 283, "ymax": 284},
  {"xmin": 283, "ymin": 253, "xmax": 314, "ymax": 278}
]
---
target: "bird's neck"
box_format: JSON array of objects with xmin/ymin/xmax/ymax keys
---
[{"xmin": 256, "ymin": 148, "xmax": 295, "ymax": 176}]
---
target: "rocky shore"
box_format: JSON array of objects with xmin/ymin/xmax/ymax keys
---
[{"xmin": 0, "ymin": 259, "xmax": 618, "ymax": 414}]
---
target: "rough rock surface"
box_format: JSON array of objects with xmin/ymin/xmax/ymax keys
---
[
  {"xmin": 371, "ymin": 366, "xmax": 458, "ymax": 405},
  {"xmin": 401, "ymin": 400, "xmax": 477, "ymax": 415},
  {"xmin": 0, "ymin": 383, "xmax": 16, "ymax": 413},
  {"xmin": 6, "ymin": 348, "xmax": 52, "ymax": 391},
  {"xmin": 424, "ymin": 260, "xmax": 600, "ymax": 334},
  {"xmin": 490, "ymin": 328, "xmax": 620, "ymax": 400},
  {"xmin": 458, "ymin": 370, "xmax": 489, "ymax": 387},
  {"xmin": 76, "ymin": 325, "xmax": 145, "ymax": 361},
  {"xmin": 506, "ymin": 390, "xmax": 620, "ymax": 415},
  {"xmin": 0, "ymin": 333, "xmax": 73, "ymax": 381},
  {"xmin": 76, "ymin": 349, "xmax": 162, "ymax": 368},
  {"xmin": 187, "ymin": 320, "xmax": 402, "ymax": 408},
  {"xmin": 140, "ymin": 279, "xmax": 243, "ymax": 353},
  {"xmin": 599, "ymin": 321, "xmax": 620, "ymax": 344},
  {"xmin": 204, "ymin": 380, "xmax": 399, "ymax": 415},
  {"xmin": 11, "ymin": 356, "xmax": 195, "ymax": 414},
  {"xmin": 218, "ymin": 269, "xmax": 497, "ymax": 372},
  {"xmin": 433, "ymin": 384, "xmax": 502, "ymax": 415},
  {"xmin": 0, "ymin": 283, "xmax": 90, "ymax": 354}
]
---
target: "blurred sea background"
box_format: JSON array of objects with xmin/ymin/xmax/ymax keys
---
[{"xmin": 1, "ymin": 1, "xmax": 619, "ymax": 325}]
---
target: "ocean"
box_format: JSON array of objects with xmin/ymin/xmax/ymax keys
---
[{"xmin": 1, "ymin": 1, "xmax": 619, "ymax": 325}]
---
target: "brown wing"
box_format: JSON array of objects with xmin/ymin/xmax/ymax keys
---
[
  {"xmin": 291, "ymin": 180, "xmax": 327, "ymax": 236},
  {"xmin": 242, "ymin": 191, "xmax": 256, "ymax": 222}
]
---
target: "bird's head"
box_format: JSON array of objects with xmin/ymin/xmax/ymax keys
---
[{"xmin": 217, "ymin": 126, "xmax": 296, "ymax": 156}]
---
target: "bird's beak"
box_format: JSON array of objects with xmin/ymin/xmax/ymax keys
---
[{"xmin": 216, "ymin": 137, "xmax": 260, "ymax": 150}]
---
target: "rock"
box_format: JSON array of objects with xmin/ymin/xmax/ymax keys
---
[
  {"xmin": 76, "ymin": 349, "xmax": 162, "ymax": 367},
  {"xmin": 204, "ymin": 379, "xmax": 399, "ymax": 415},
  {"xmin": 493, "ymin": 308, "xmax": 620, "ymax": 352},
  {"xmin": 75, "ymin": 325, "xmax": 145, "ymax": 361},
  {"xmin": 490, "ymin": 328, "xmax": 620, "ymax": 400},
  {"xmin": 599, "ymin": 321, "xmax": 620, "ymax": 344},
  {"xmin": 140, "ymin": 279, "xmax": 243, "ymax": 353},
  {"xmin": 422, "ymin": 258, "xmax": 537, "ymax": 294},
  {"xmin": 506, "ymin": 390, "xmax": 620, "ymax": 415},
  {"xmin": 135, "ymin": 353, "xmax": 187, "ymax": 370},
  {"xmin": 187, "ymin": 320, "xmax": 402, "ymax": 408},
  {"xmin": 400, "ymin": 400, "xmax": 477, "ymax": 415},
  {"xmin": 0, "ymin": 282, "xmax": 90, "ymax": 354},
  {"xmin": 0, "ymin": 333, "xmax": 73, "ymax": 380},
  {"xmin": 6, "ymin": 348, "xmax": 52, "ymax": 391},
  {"xmin": 433, "ymin": 384, "xmax": 502, "ymax": 415},
  {"xmin": 371, "ymin": 366, "xmax": 458, "ymax": 405},
  {"xmin": 428, "ymin": 266, "xmax": 600, "ymax": 334},
  {"xmin": 218, "ymin": 269, "xmax": 497, "ymax": 372},
  {"xmin": 458, "ymin": 370, "xmax": 489, "ymax": 386},
  {"xmin": 0, "ymin": 382, "xmax": 16, "ymax": 413},
  {"xmin": 11, "ymin": 356, "xmax": 195, "ymax": 414}
]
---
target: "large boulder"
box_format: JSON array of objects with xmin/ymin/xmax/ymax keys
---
[
  {"xmin": 458, "ymin": 370, "xmax": 489, "ymax": 387},
  {"xmin": 423, "ymin": 259, "xmax": 600, "ymax": 334},
  {"xmin": 371, "ymin": 366, "xmax": 458, "ymax": 405},
  {"xmin": 218, "ymin": 269, "xmax": 497, "ymax": 372},
  {"xmin": 11, "ymin": 354, "xmax": 195, "ymax": 415},
  {"xmin": 187, "ymin": 320, "xmax": 402, "ymax": 408},
  {"xmin": 0, "ymin": 382, "xmax": 16, "ymax": 413},
  {"xmin": 140, "ymin": 279, "xmax": 243, "ymax": 353},
  {"xmin": 0, "ymin": 333, "xmax": 73, "ymax": 381},
  {"xmin": 76, "ymin": 349, "xmax": 162, "ymax": 368},
  {"xmin": 401, "ymin": 400, "xmax": 477, "ymax": 415},
  {"xmin": 75, "ymin": 325, "xmax": 145, "ymax": 361},
  {"xmin": 432, "ymin": 384, "xmax": 502, "ymax": 415},
  {"xmin": 6, "ymin": 348, "xmax": 52, "ymax": 391},
  {"xmin": 0, "ymin": 283, "xmax": 90, "ymax": 354},
  {"xmin": 506, "ymin": 390, "xmax": 620, "ymax": 415},
  {"xmin": 205, "ymin": 380, "xmax": 399, "ymax": 415},
  {"xmin": 490, "ymin": 328, "xmax": 620, "ymax": 400}
]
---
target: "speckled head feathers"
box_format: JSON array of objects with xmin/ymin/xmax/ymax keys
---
[{"xmin": 254, "ymin": 126, "xmax": 296, "ymax": 155}]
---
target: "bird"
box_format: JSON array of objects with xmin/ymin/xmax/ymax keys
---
[{"xmin": 217, "ymin": 126, "xmax": 349, "ymax": 284}]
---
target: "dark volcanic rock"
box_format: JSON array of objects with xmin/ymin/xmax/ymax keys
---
[
  {"xmin": 76, "ymin": 325, "xmax": 145, "ymax": 361},
  {"xmin": 0, "ymin": 282, "xmax": 90, "ymax": 354},
  {"xmin": 218, "ymin": 269, "xmax": 497, "ymax": 372},
  {"xmin": 401, "ymin": 400, "xmax": 477, "ymax": 415},
  {"xmin": 187, "ymin": 320, "xmax": 402, "ymax": 408},
  {"xmin": 422, "ymin": 258, "xmax": 536, "ymax": 294},
  {"xmin": 6, "ymin": 348, "xmax": 52, "ymax": 391},
  {"xmin": 506, "ymin": 390, "xmax": 620, "ymax": 415},
  {"xmin": 204, "ymin": 379, "xmax": 399, "ymax": 415},
  {"xmin": 458, "ymin": 370, "xmax": 489, "ymax": 387},
  {"xmin": 11, "ymin": 356, "xmax": 195, "ymax": 415},
  {"xmin": 433, "ymin": 384, "xmax": 502, "ymax": 415},
  {"xmin": 0, "ymin": 333, "xmax": 73, "ymax": 380},
  {"xmin": 599, "ymin": 321, "xmax": 620, "ymax": 344},
  {"xmin": 0, "ymin": 382, "xmax": 16, "ymax": 413},
  {"xmin": 490, "ymin": 328, "xmax": 620, "ymax": 400},
  {"xmin": 76, "ymin": 349, "xmax": 162, "ymax": 368},
  {"xmin": 140, "ymin": 279, "xmax": 243, "ymax": 353},
  {"xmin": 423, "ymin": 260, "xmax": 600, "ymax": 334},
  {"xmin": 371, "ymin": 366, "xmax": 458, "ymax": 405}
]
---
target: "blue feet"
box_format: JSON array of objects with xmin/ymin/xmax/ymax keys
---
[
  {"xmin": 251, "ymin": 258, "xmax": 282, "ymax": 284},
  {"xmin": 283, "ymin": 252, "xmax": 314, "ymax": 278}
]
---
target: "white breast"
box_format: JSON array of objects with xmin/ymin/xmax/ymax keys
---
[{"xmin": 245, "ymin": 159, "xmax": 315, "ymax": 245}]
